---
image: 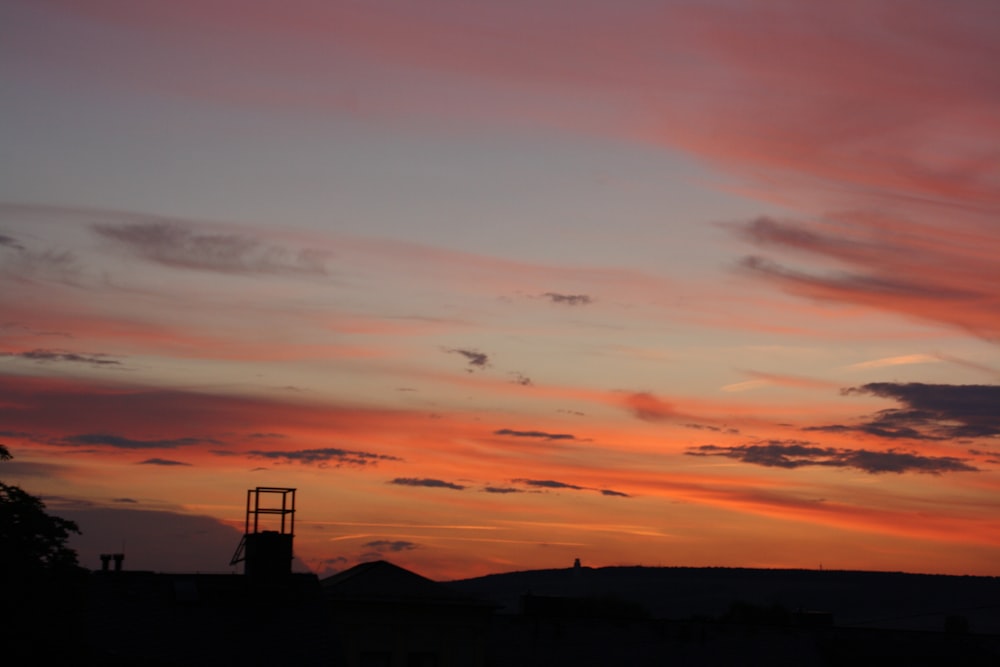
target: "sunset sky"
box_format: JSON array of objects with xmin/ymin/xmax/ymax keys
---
[{"xmin": 2, "ymin": 0, "xmax": 999, "ymax": 580}]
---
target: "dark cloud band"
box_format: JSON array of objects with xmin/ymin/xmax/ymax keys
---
[
  {"xmin": 390, "ymin": 477, "xmax": 466, "ymax": 490},
  {"xmin": 3, "ymin": 349, "xmax": 121, "ymax": 367},
  {"xmin": 687, "ymin": 440, "xmax": 978, "ymax": 475},
  {"xmin": 247, "ymin": 447, "xmax": 401, "ymax": 466},
  {"xmin": 494, "ymin": 429, "xmax": 576, "ymax": 441},
  {"xmin": 63, "ymin": 433, "xmax": 215, "ymax": 449},
  {"xmin": 542, "ymin": 292, "xmax": 593, "ymax": 306}
]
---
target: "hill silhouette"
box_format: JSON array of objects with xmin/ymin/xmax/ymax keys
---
[{"xmin": 448, "ymin": 565, "xmax": 1000, "ymax": 633}]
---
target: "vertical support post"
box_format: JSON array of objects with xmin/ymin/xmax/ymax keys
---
[{"xmin": 230, "ymin": 487, "xmax": 297, "ymax": 578}]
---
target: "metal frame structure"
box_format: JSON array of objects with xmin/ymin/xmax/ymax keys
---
[
  {"xmin": 230, "ymin": 486, "xmax": 296, "ymax": 567},
  {"xmin": 244, "ymin": 486, "xmax": 296, "ymax": 536}
]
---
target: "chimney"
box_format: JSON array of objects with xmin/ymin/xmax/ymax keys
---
[
  {"xmin": 112, "ymin": 553, "xmax": 124, "ymax": 572},
  {"xmin": 100, "ymin": 554, "xmax": 112, "ymax": 571}
]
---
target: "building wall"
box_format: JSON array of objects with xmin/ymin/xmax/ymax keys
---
[{"xmin": 329, "ymin": 600, "xmax": 492, "ymax": 667}]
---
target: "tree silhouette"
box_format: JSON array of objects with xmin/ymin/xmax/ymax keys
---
[
  {"xmin": 0, "ymin": 444, "xmax": 87, "ymax": 660},
  {"xmin": 0, "ymin": 444, "xmax": 81, "ymax": 573}
]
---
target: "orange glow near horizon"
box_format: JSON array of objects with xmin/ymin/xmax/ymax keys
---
[{"xmin": 3, "ymin": 0, "xmax": 999, "ymax": 581}]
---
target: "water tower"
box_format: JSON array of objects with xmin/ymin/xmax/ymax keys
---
[{"xmin": 230, "ymin": 487, "xmax": 296, "ymax": 579}]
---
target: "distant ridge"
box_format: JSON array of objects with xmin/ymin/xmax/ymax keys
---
[{"xmin": 447, "ymin": 565, "xmax": 1000, "ymax": 633}]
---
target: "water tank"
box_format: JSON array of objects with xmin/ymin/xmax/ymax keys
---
[{"xmin": 243, "ymin": 530, "xmax": 293, "ymax": 579}]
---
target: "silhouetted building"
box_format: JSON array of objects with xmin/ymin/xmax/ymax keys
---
[
  {"xmin": 66, "ymin": 487, "xmax": 1000, "ymax": 664},
  {"xmin": 322, "ymin": 560, "xmax": 495, "ymax": 667}
]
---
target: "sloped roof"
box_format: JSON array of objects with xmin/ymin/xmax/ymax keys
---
[{"xmin": 320, "ymin": 560, "xmax": 479, "ymax": 605}]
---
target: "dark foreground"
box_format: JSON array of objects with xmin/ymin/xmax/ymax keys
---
[{"xmin": 9, "ymin": 562, "xmax": 1000, "ymax": 665}]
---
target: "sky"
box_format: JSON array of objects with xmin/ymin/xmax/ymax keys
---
[{"xmin": 1, "ymin": 0, "xmax": 999, "ymax": 581}]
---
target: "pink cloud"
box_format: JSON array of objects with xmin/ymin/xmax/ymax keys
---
[
  {"xmin": 38, "ymin": 1, "xmax": 995, "ymax": 205},
  {"xmin": 736, "ymin": 214, "xmax": 1000, "ymax": 339},
  {"xmin": 17, "ymin": 2, "xmax": 995, "ymax": 341}
]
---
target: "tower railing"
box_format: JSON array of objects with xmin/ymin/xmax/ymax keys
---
[{"xmin": 230, "ymin": 487, "xmax": 296, "ymax": 577}]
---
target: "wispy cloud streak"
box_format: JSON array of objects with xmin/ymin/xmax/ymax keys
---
[
  {"xmin": 736, "ymin": 217, "xmax": 1000, "ymax": 339},
  {"xmin": 687, "ymin": 441, "xmax": 978, "ymax": 475},
  {"xmin": 247, "ymin": 447, "xmax": 402, "ymax": 467},
  {"xmin": 138, "ymin": 458, "xmax": 191, "ymax": 466},
  {"xmin": 94, "ymin": 219, "xmax": 330, "ymax": 276},
  {"xmin": 494, "ymin": 429, "xmax": 577, "ymax": 441},
  {"xmin": 512, "ymin": 478, "xmax": 631, "ymax": 498},
  {"xmin": 390, "ymin": 477, "xmax": 466, "ymax": 491},
  {"xmin": 2, "ymin": 349, "xmax": 121, "ymax": 367},
  {"xmin": 63, "ymin": 433, "xmax": 217, "ymax": 449},
  {"xmin": 542, "ymin": 292, "xmax": 593, "ymax": 306}
]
